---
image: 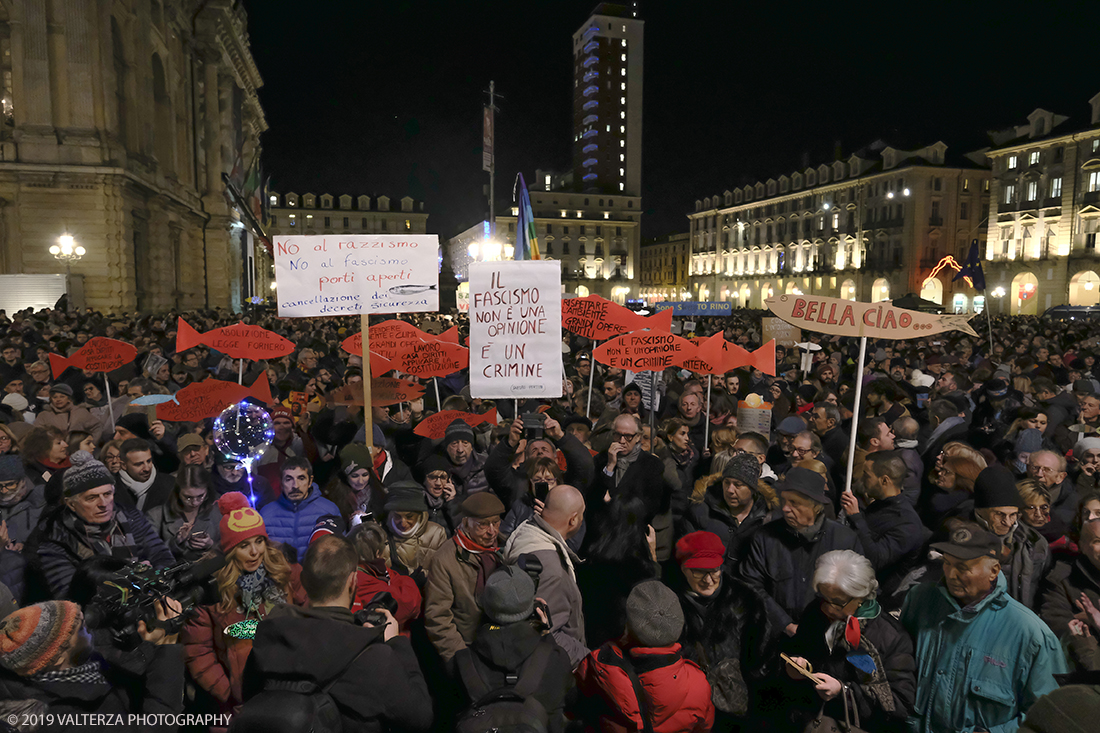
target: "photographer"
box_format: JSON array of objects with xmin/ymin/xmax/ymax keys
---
[
  {"xmin": 484, "ymin": 414, "xmax": 595, "ymax": 508},
  {"xmin": 0, "ymin": 597, "xmax": 186, "ymax": 726},
  {"xmin": 237, "ymin": 535, "xmax": 433, "ymax": 733}
]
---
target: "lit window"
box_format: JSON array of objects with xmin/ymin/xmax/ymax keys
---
[
  {"xmin": 306, "ymin": 214, "xmax": 313, "ymax": 219},
  {"xmin": 619, "ymin": 183, "xmax": 625, "ymax": 191},
  {"xmin": 621, "ymin": 38, "xmax": 626, "ymax": 46},
  {"xmin": 620, "ymin": 97, "xmax": 626, "ymax": 105},
  {"xmin": 620, "ymin": 154, "xmax": 625, "ymax": 162},
  {"xmin": 1028, "ymin": 151, "xmax": 1040, "ymax": 165},
  {"xmin": 832, "ymin": 213, "xmax": 839, "ymax": 229},
  {"xmin": 1089, "ymin": 172, "xmax": 1100, "ymax": 193},
  {"xmin": 576, "ymin": 211, "xmax": 583, "ymax": 218},
  {"xmin": 1008, "ymin": 154, "xmax": 1018, "ymax": 169},
  {"xmin": 620, "ymin": 140, "xmax": 625, "ymax": 147},
  {"xmin": 604, "ymin": 211, "xmax": 610, "ymax": 219},
  {"xmin": 621, "ymin": 54, "xmax": 626, "ymax": 61},
  {"xmin": 269, "ymin": 195, "xmax": 277, "ymax": 205},
  {"xmin": 1004, "ymin": 183, "xmax": 1016, "ymax": 203},
  {"xmin": 561, "ymin": 210, "xmax": 567, "ymax": 217},
  {"xmin": 620, "ymin": 125, "xmax": 625, "ymax": 133},
  {"xmin": 1050, "ymin": 177, "xmax": 1062, "ymax": 198},
  {"xmin": 1026, "ymin": 181, "xmax": 1038, "ymax": 200},
  {"xmin": 620, "ymin": 111, "xmax": 626, "ymax": 119},
  {"xmin": 621, "ymin": 82, "xmax": 626, "ymax": 90}
]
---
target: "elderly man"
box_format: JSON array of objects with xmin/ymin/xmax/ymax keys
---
[
  {"xmin": 591, "ymin": 413, "xmax": 672, "ymax": 532},
  {"xmin": 178, "ymin": 432, "xmax": 212, "ymax": 469},
  {"xmin": 504, "ymin": 485, "xmax": 588, "ymax": 666},
  {"xmin": 1027, "ymin": 449, "xmax": 1077, "ymax": 531},
  {"xmin": 738, "ymin": 467, "xmax": 862, "ymax": 637},
  {"xmin": 421, "ymin": 419, "xmax": 491, "ymax": 499},
  {"xmin": 31, "ymin": 451, "xmax": 173, "ymax": 598},
  {"xmin": 0, "ymin": 454, "xmax": 44, "ymax": 551},
  {"xmin": 901, "ymin": 522, "xmax": 1065, "ymax": 733},
  {"xmin": 33, "ymin": 383, "xmax": 100, "ymax": 435},
  {"xmin": 674, "ymin": 390, "xmax": 708, "ymax": 455},
  {"xmin": 1081, "ymin": 393, "xmax": 1100, "ymax": 430},
  {"xmin": 1074, "ymin": 437, "xmax": 1100, "ymax": 495},
  {"xmin": 484, "ymin": 413, "xmax": 594, "ymax": 507},
  {"xmin": 424, "ymin": 493, "xmax": 506, "ymax": 663}
]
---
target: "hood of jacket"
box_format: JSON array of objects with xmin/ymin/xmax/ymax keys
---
[
  {"xmin": 251, "ymin": 605, "xmax": 385, "ymax": 684},
  {"xmin": 471, "ymin": 620, "xmax": 543, "ymax": 670}
]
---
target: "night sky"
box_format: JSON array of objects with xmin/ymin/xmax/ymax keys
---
[{"xmin": 243, "ymin": 0, "xmax": 1095, "ymax": 241}]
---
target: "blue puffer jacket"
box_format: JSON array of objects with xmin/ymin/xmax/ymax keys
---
[
  {"xmin": 900, "ymin": 573, "xmax": 1065, "ymax": 733},
  {"xmin": 259, "ymin": 485, "xmax": 341, "ymax": 560}
]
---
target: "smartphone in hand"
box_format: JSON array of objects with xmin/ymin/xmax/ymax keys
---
[{"xmin": 534, "ymin": 481, "xmax": 550, "ymax": 504}]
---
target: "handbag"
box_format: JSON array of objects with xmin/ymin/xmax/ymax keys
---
[
  {"xmin": 695, "ymin": 643, "xmax": 749, "ymax": 716},
  {"xmin": 802, "ymin": 684, "xmax": 868, "ymax": 733}
]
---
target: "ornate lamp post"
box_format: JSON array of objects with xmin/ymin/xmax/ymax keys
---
[{"xmin": 49, "ymin": 233, "xmax": 85, "ymax": 309}]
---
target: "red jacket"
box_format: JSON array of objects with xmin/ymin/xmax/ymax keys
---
[
  {"xmin": 575, "ymin": 642, "xmax": 714, "ymax": 733},
  {"xmin": 351, "ymin": 561, "xmax": 422, "ymax": 636}
]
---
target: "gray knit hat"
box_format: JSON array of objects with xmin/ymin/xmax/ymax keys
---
[
  {"xmin": 442, "ymin": 418, "xmax": 475, "ymax": 449},
  {"xmin": 625, "ymin": 581, "xmax": 684, "ymax": 647},
  {"xmin": 722, "ymin": 452, "xmax": 761, "ymax": 487},
  {"xmin": 62, "ymin": 450, "xmax": 115, "ymax": 497},
  {"xmin": 479, "ymin": 566, "xmax": 536, "ymax": 624}
]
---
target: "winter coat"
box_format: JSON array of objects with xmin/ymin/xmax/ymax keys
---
[
  {"xmin": 783, "ymin": 600, "xmax": 916, "ymax": 733},
  {"xmin": 897, "ymin": 447, "xmax": 924, "ymax": 506},
  {"xmin": 1040, "ymin": 555, "xmax": 1100, "ymax": 669},
  {"xmin": 737, "ymin": 516, "xmax": 863, "ymax": 630},
  {"xmin": 30, "ymin": 505, "xmax": 175, "ymax": 599},
  {"xmin": 500, "ymin": 494, "xmax": 585, "ymax": 553},
  {"xmin": 181, "ymin": 565, "xmax": 306, "ymax": 710},
  {"xmin": 484, "ymin": 432, "xmax": 596, "ymax": 506},
  {"xmin": 1001, "ymin": 522, "xmax": 1050, "ymax": 610},
  {"xmin": 419, "ymin": 450, "xmax": 491, "ymax": 497},
  {"xmin": 679, "ymin": 488, "xmax": 770, "ymax": 566},
  {"xmin": 423, "ymin": 536, "xmax": 499, "ymax": 661},
  {"xmin": 143, "ymin": 502, "xmax": 222, "ymax": 562},
  {"xmin": 575, "ymin": 642, "xmax": 714, "ymax": 733},
  {"xmin": 259, "ymin": 485, "xmax": 342, "ymax": 560},
  {"xmin": 504, "ymin": 515, "xmax": 589, "ymax": 667},
  {"xmin": 677, "ymin": 573, "xmax": 778, "ymax": 715},
  {"xmin": 901, "ymin": 573, "xmax": 1066, "ymax": 733},
  {"xmin": 0, "ymin": 549, "xmax": 23, "ymax": 606},
  {"xmin": 240, "ymin": 604, "xmax": 433, "ymax": 733},
  {"xmin": 382, "ymin": 515, "xmax": 447, "ymax": 577},
  {"xmin": 590, "ymin": 450, "xmax": 673, "ymax": 529},
  {"xmin": 115, "ymin": 470, "xmax": 175, "ymax": 514},
  {"xmin": 845, "ymin": 494, "xmax": 930, "ymax": 598},
  {"xmin": 820, "ymin": 426, "xmax": 850, "ymax": 487},
  {"xmin": 33, "ymin": 403, "xmax": 100, "ymax": 436},
  {"xmin": 1045, "ymin": 476, "xmax": 1079, "ymax": 532},
  {"xmin": 456, "ymin": 621, "xmax": 576, "ymax": 733},
  {"xmin": 0, "ymin": 482, "xmax": 45, "ymax": 544},
  {"xmin": 351, "ymin": 561, "xmax": 422, "ymax": 634},
  {"xmin": 655, "ymin": 442, "xmax": 699, "ymax": 518},
  {"xmin": 0, "ymin": 644, "xmax": 186, "ymax": 730}
]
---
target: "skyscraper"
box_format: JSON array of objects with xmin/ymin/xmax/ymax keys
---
[{"xmin": 572, "ymin": 3, "xmax": 643, "ymax": 196}]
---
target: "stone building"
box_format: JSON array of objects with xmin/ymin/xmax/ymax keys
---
[
  {"xmin": 639, "ymin": 232, "xmax": 689, "ymax": 302},
  {"xmin": 0, "ymin": 0, "xmax": 265, "ymax": 313},
  {"xmin": 981, "ymin": 93, "xmax": 1100, "ymax": 315},
  {"xmin": 686, "ymin": 140, "xmax": 991, "ymax": 311}
]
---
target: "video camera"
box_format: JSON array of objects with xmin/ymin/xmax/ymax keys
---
[
  {"xmin": 353, "ymin": 591, "xmax": 398, "ymax": 628},
  {"xmin": 78, "ymin": 555, "xmax": 225, "ymax": 649}
]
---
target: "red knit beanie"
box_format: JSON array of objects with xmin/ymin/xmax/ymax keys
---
[{"xmin": 218, "ymin": 491, "xmax": 268, "ymax": 552}]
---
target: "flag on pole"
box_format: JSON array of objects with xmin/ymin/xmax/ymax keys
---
[
  {"xmin": 954, "ymin": 239, "xmax": 986, "ymax": 291},
  {"xmin": 514, "ymin": 173, "xmax": 540, "ymax": 260}
]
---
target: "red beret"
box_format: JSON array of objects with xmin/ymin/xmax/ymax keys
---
[{"xmin": 675, "ymin": 531, "xmax": 725, "ymax": 569}]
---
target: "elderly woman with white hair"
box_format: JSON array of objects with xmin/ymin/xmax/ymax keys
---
[{"xmin": 782, "ymin": 550, "xmax": 916, "ymax": 733}]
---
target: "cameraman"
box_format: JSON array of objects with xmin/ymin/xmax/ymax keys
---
[
  {"xmin": 238, "ymin": 535, "xmax": 433, "ymax": 732},
  {"xmin": 0, "ymin": 597, "xmax": 186, "ymax": 724}
]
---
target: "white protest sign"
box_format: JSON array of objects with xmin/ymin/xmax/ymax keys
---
[
  {"xmin": 469, "ymin": 260, "xmax": 562, "ymax": 399},
  {"xmin": 273, "ymin": 235, "xmax": 439, "ymax": 317}
]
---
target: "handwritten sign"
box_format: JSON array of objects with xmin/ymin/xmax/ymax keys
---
[
  {"xmin": 273, "ymin": 235, "xmax": 440, "ymax": 317},
  {"xmin": 736, "ymin": 397, "xmax": 773, "ymax": 440},
  {"xmin": 469, "ymin": 261, "xmax": 562, "ymax": 399},
  {"xmin": 414, "ymin": 408, "xmax": 499, "ymax": 440},
  {"xmin": 367, "ymin": 320, "xmax": 431, "ymax": 360},
  {"xmin": 561, "ymin": 294, "xmax": 673, "ymax": 340},
  {"xmin": 764, "ymin": 294, "xmax": 979, "ymax": 339},
  {"xmin": 396, "ymin": 339, "xmax": 469, "ymax": 379},
  {"xmin": 762, "ymin": 317, "xmax": 801, "ymax": 349},
  {"xmin": 156, "ymin": 375, "xmax": 274, "ymax": 422},
  {"xmin": 457, "ymin": 283, "xmax": 470, "ymax": 313},
  {"xmin": 594, "ymin": 330, "xmax": 693, "ymax": 372},
  {"xmin": 177, "ymin": 318, "xmax": 295, "ymax": 361},
  {"xmin": 49, "ymin": 337, "xmax": 137, "ymax": 378}
]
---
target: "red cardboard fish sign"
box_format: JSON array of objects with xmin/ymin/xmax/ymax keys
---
[
  {"xmin": 340, "ymin": 320, "xmax": 443, "ymax": 359},
  {"xmin": 397, "ymin": 339, "xmax": 470, "ymax": 379},
  {"xmin": 682, "ymin": 333, "xmax": 777, "ymax": 376},
  {"xmin": 331, "ymin": 378, "xmax": 426, "ymax": 407},
  {"xmin": 593, "ymin": 330, "xmax": 694, "ymax": 372},
  {"xmin": 156, "ymin": 374, "xmax": 274, "ymax": 422},
  {"xmin": 413, "ymin": 408, "xmax": 499, "ymax": 440},
  {"xmin": 561, "ymin": 294, "xmax": 674, "ymax": 341},
  {"xmin": 49, "ymin": 337, "xmax": 137, "ymax": 378},
  {"xmin": 177, "ymin": 318, "xmax": 295, "ymax": 361}
]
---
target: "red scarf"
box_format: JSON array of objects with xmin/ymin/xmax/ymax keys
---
[
  {"xmin": 454, "ymin": 530, "xmax": 501, "ymax": 594},
  {"xmin": 454, "ymin": 529, "xmax": 497, "ymax": 554}
]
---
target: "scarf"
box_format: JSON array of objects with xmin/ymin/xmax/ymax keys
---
[
  {"xmin": 119, "ymin": 467, "xmax": 158, "ymax": 509},
  {"xmin": 64, "ymin": 511, "xmax": 139, "ymax": 562},
  {"xmin": 895, "ymin": 438, "xmax": 918, "ymax": 449},
  {"xmin": 454, "ymin": 530, "xmax": 502, "ymax": 595},
  {"xmin": 388, "ymin": 512, "xmax": 425, "ymax": 540},
  {"xmin": 32, "ymin": 660, "xmax": 107, "ymax": 686},
  {"xmin": 236, "ymin": 565, "xmax": 286, "ymax": 616},
  {"xmin": 793, "ymin": 511, "xmax": 826, "ymax": 542},
  {"xmin": 614, "ymin": 443, "xmax": 643, "ymax": 485},
  {"xmin": 0, "ymin": 479, "xmax": 31, "ymax": 507}
]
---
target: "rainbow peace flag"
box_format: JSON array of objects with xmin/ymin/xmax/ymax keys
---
[{"xmin": 514, "ymin": 173, "xmax": 540, "ymax": 260}]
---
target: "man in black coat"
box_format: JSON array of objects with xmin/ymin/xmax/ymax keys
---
[
  {"xmin": 809, "ymin": 403, "xmax": 849, "ymax": 489},
  {"xmin": 589, "ymin": 414, "xmax": 673, "ymax": 537},
  {"xmin": 115, "ymin": 438, "xmax": 176, "ymax": 513},
  {"xmin": 239, "ymin": 535, "xmax": 433, "ymax": 733}
]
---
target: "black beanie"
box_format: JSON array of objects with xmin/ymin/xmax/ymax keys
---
[{"xmin": 974, "ymin": 464, "xmax": 1023, "ymax": 509}]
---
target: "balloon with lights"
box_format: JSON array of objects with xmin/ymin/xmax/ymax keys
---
[{"xmin": 213, "ymin": 401, "xmax": 274, "ymax": 506}]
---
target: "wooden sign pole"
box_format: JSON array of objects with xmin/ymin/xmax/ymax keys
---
[{"xmin": 361, "ymin": 314, "xmax": 374, "ymax": 450}]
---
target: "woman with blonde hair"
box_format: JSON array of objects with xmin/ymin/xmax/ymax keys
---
[
  {"xmin": 708, "ymin": 427, "xmax": 739, "ymax": 476},
  {"xmin": 182, "ymin": 492, "xmax": 305, "ymax": 713}
]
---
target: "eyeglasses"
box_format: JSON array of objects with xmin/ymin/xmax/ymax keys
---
[
  {"xmin": 612, "ymin": 431, "xmax": 639, "ymax": 442},
  {"xmin": 687, "ymin": 568, "xmax": 721, "ymax": 581},
  {"xmin": 0, "ymin": 435, "xmax": 10, "ymax": 443},
  {"xmin": 182, "ymin": 493, "xmax": 207, "ymax": 504},
  {"xmin": 817, "ymin": 592, "xmax": 855, "ymax": 608},
  {"xmin": 1028, "ymin": 465, "xmax": 1059, "ymax": 475},
  {"xmin": 1023, "ymin": 504, "xmax": 1051, "ymax": 515},
  {"xmin": 473, "ymin": 518, "xmax": 501, "ymax": 530},
  {"xmin": 0, "ymin": 480, "xmax": 21, "ymax": 493},
  {"xmin": 791, "ymin": 446, "xmax": 813, "ymax": 456}
]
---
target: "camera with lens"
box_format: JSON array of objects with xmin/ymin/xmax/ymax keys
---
[
  {"xmin": 74, "ymin": 555, "xmax": 225, "ymax": 649},
  {"xmin": 521, "ymin": 413, "xmax": 545, "ymax": 441},
  {"xmin": 353, "ymin": 591, "xmax": 398, "ymax": 628}
]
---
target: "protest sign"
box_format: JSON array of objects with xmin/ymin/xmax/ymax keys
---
[
  {"xmin": 762, "ymin": 317, "xmax": 801, "ymax": 348},
  {"xmin": 273, "ymin": 235, "xmax": 439, "ymax": 317},
  {"xmin": 593, "ymin": 330, "xmax": 694, "ymax": 372},
  {"xmin": 561, "ymin": 294, "xmax": 673, "ymax": 341},
  {"xmin": 655, "ymin": 301, "xmax": 733, "ymax": 316},
  {"xmin": 366, "ymin": 320, "xmax": 432, "ymax": 360},
  {"xmin": 289, "ymin": 391, "xmax": 309, "ymax": 422},
  {"xmin": 177, "ymin": 318, "xmax": 295, "ymax": 361},
  {"xmin": 438, "ymin": 325, "xmax": 459, "ymax": 344},
  {"xmin": 156, "ymin": 375, "xmax": 274, "ymax": 422},
  {"xmin": 626, "ymin": 370, "xmax": 663, "ymax": 412},
  {"xmin": 396, "ymin": 339, "xmax": 469, "ymax": 379},
  {"xmin": 764, "ymin": 294, "xmax": 978, "ymax": 339},
  {"xmin": 736, "ymin": 395, "xmax": 773, "ymax": 440},
  {"xmin": 469, "ymin": 261, "xmax": 562, "ymax": 399},
  {"xmin": 331, "ymin": 378, "xmax": 425, "ymax": 407},
  {"xmin": 414, "ymin": 408, "xmax": 499, "ymax": 440},
  {"xmin": 49, "ymin": 337, "xmax": 137, "ymax": 378},
  {"xmin": 457, "ymin": 283, "xmax": 470, "ymax": 313}
]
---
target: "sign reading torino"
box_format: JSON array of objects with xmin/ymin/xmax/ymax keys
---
[
  {"xmin": 469, "ymin": 260, "xmax": 562, "ymax": 399},
  {"xmin": 273, "ymin": 235, "xmax": 439, "ymax": 317}
]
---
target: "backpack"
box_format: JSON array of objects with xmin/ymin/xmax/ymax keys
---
[
  {"xmin": 229, "ymin": 644, "xmax": 372, "ymax": 733},
  {"xmin": 455, "ymin": 642, "xmax": 555, "ymax": 733}
]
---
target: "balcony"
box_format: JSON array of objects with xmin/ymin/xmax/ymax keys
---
[{"xmin": 928, "ymin": 216, "xmax": 944, "ymax": 226}]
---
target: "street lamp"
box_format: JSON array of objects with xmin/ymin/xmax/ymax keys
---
[{"xmin": 49, "ymin": 233, "xmax": 85, "ymax": 311}]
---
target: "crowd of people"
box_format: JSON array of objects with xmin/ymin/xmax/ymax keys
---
[{"xmin": 0, "ymin": 304, "xmax": 1099, "ymax": 732}]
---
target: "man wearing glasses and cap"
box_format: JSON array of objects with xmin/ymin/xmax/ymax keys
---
[{"xmin": 901, "ymin": 522, "xmax": 1064, "ymax": 733}]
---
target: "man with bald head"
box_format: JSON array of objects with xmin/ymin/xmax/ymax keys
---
[{"xmin": 503, "ymin": 484, "xmax": 589, "ymax": 666}]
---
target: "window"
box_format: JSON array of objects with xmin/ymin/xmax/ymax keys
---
[
  {"xmin": 960, "ymin": 202, "xmax": 969, "ymax": 220},
  {"xmin": 831, "ymin": 213, "xmax": 839, "ymax": 229},
  {"xmin": 361, "ymin": 217, "xmax": 367, "ymax": 228},
  {"xmin": 1026, "ymin": 181, "xmax": 1038, "ymax": 201},
  {"xmin": 1050, "ymin": 177, "xmax": 1062, "ymax": 198},
  {"xmin": 932, "ymin": 177, "xmax": 942, "ymax": 191},
  {"xmin": 1028, "ymin": 151, "xmax": 1040, "ymax": 166},
  {"xmin": 1008, "ymin": 155, "xmax": 1018, "ymax": 170},
  {"xmin": 324, "ymin": 217, "xmax": 330, "ymax": 227},
  {"xmin": 931, "ymin": 200, "xmax": 940, "ymax": 218},
  {"xmin": 405, "ymin": 219, "xmax": 412, "ymax": 231},
  {"xmin": 1004, "ymin": 184, "xmax": 1016, "ymax": 204},
  {"xmin": 270, "ymin": 215, "xmax": 277, "ymax": 226},
  {"xmin": 343, "ymin": 217, "xmax": 349, "ymax": 228},
  {"xmin": 289, "ymin": 214, "xmax": 296, "ymax": 227},
  {"xmin": 381, "ymin": 220, "xmax": 387, "ymax": 231},
  {"xmin": 1054, "ymin": 147, "xmax": 1064, "ymax": 162},
  {"xmin": 1090, "ymin": 171, "xmax": 1100, "ymax": 193}
]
